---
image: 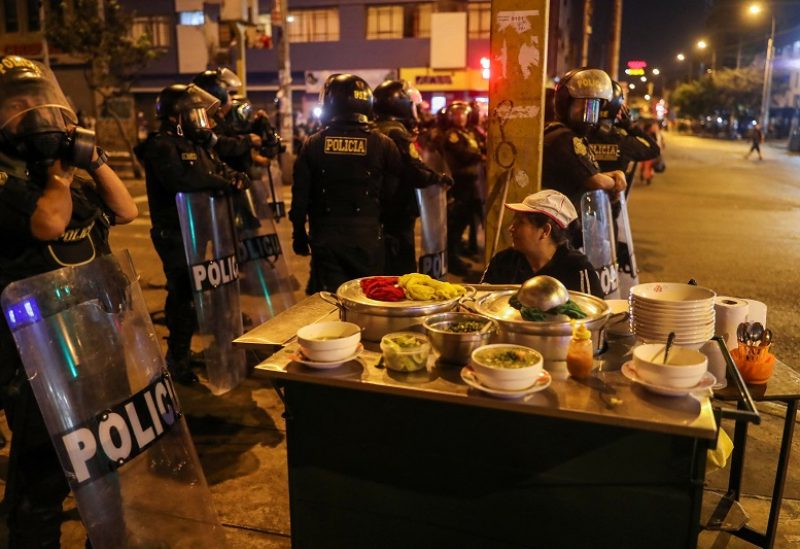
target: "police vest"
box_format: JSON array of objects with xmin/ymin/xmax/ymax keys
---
[{"xmin": 310, "ymin": 126, "xmax": 383, "ymax": 220}]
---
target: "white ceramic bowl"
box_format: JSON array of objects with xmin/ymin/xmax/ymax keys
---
[
  {"xmin": 630, "ymin": 283, "xmax": 716, "ymax": 305},
  {"xmin": 631, "ymin": 300, "xmax": 715, "ymax": 315},
  {"xmin": 632, "ymin": 343, "xmax": 709, "ymax": 388},
  {"xmin": 470, "ymin": 344, "xmax": 544, "ymax": 391},
  {"xmin": 297, "ymin": 321, "xmax": 361, "ymax": 362},
  {"xmin": 632, "ymin": 322, "xmax": 715, "ymax": 339}
]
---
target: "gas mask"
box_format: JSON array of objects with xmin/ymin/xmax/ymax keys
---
[{"xmin": 3, "ymin": 108, "xmax": 96, "ymax": 169}]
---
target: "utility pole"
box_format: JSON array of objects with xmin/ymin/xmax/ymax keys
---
[
  {"xmin": 608, "ymin": 0, "xmax": 622, "ymax": 79},
  {"xmin": 581, "ymin": 0, "xmax": 592, "ymax": 67},
  {"xmin": 276, "ymin": 0, "xmax": 295, "ymax": 182},
  {"xmin": 39, "ymin": 1, "xmax": 51, "ymax": 68},
  {"xmin": 760, "ymin": 15, "xmax": 776, "ymax": 133}
]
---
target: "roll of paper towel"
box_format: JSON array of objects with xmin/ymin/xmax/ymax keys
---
[
  {"xmin": 743, "ymin": 299, "xmax": 768, "ymax": 327},
  {"xmin": 714, "ymin": 296, "xmax": 749, "ymax": 350}
]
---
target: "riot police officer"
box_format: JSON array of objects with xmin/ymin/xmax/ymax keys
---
[
  {"xmin": 193, "ymin": 68, "xmax": 262, "ymax": 173},
  {"xmin": 542, "ymin": 68, "xmax": 627, "ymax": 212},
  {"xmin": 0, "ymin": 55, "xmax": 137, "ymax": 546},
  {"xmin": 135, "ymin": 83, "xmax": 248, "ymax": 384},
  {"xmin": 441, "ymin": 101, "xmax": 483, "ymax": 275},
  {"xmin": 587, "ymin": 80, "xmax": 660, "ymax": 189},
  {"xmin": 291, "ymin": 73, "xmax": 402, "ymax": 292},
  {"xmin": 373, "ymin": 79, "xmax": 451, "ymax": 274}
]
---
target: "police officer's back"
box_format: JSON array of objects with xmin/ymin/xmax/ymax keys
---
[
  {"xmin": 291, "ymin": 74, "xmax": 401, "ymax": 292},
  {"xmin": 373, "ymin": 79, "xmax": 451, "ymax": 274}
]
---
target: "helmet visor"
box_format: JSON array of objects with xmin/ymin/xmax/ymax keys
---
[
  {"xmin": 185, "ymin": 107, "xmax": 211, "ymax": 130},
  {"xmin": 0, "ymin": 61, "xmax": 76, "ymax": 133},
  {"xmin": 219, "ymin": 68, "xmax": 242, "ymax": 92},
  {"xmin": 577, "ymin": 98, "xmax": 602, "ymax": 125}
]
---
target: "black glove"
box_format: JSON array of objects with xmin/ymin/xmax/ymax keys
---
[{"xmin": 292, "ymin": 228, "xmax": 310, "ymax": 256}]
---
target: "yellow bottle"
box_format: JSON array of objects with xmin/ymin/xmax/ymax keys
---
[{"xmin": 567, "ymin": 322, "xmax": 594, "ymax": 378}]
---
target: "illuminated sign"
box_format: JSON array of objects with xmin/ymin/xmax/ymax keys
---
[
  {"xmin": 626, "ymin": 60, "xmax": 647, "ymax": 70},
  {"xmin": 625, "ymin": 68, "xmax": 645, "ymax": 76}
]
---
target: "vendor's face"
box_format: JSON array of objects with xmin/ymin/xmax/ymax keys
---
[{"xmin": 509, "ymin": 213, "xmax": 551, "ymax": 257}]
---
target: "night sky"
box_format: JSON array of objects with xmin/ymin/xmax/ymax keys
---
[{"xmin": 618, "ymin": 0, "xmax": 712, "ymax": 78}]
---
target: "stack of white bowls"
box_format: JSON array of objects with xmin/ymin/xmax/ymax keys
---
[{"xmin": 629, "ymin": 283, "xmax": 716, "ymax": 349}]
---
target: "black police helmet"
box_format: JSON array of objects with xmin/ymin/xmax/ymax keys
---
[
  {"xmin": 443, "ymin": 101, "xmax": 471, "ymax": 128},
  {"xmin": 373, "ymin": 79, "xmax": 416, "ymax": 123},
  {"xmin": 599, "ymin": 81, "xmax": 625, "ymax": 122},
  {"xmin": 554, "ymin": 67, "xmax": 613, "ymax": 129},
  {"xmin": 192, "ymin": 69, "xmax": 230, "ymax": 107},
  {"xmin": 320, "ymin": 74, "xmax": 373, "ymax": 125}
]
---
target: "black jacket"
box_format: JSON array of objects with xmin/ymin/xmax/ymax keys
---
[
  {"xmin": 136, "ymin": 131, "xmax": 237, "ymax": 231},
  {"xmin": 290, "ymin": 122, "xmax": 402, "ymax": 231},
  {"xmin": 588, "ymin": 122, "xmax": 660, "ymax": 180},
  {"xmin": 481, "ymin": 245, "xmax": 603, "ymax": 298},
  {"xmin": 541, "ymin": 122, "xmax": 600, "ymax": 210}
]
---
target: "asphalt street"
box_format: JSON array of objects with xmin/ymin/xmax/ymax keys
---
[{"xmin": 0, "ymin": 133, "xmax": 798, "ymax": 547}]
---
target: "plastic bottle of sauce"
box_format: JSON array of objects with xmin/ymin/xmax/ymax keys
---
[{"xmin": 567, "ymin": 322, "xmax": 594, "ymax": 378}]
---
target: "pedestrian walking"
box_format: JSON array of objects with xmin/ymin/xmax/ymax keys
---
[
  {"xmin": 290, "ymin": 74, "xmax": 402, "ymax": 292},
  {"xmin": 745, "ymin": 123, "xmax": 764, "ymax": 160}
]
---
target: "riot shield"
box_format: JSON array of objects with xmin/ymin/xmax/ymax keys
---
[
  {"xmin": 253, "ymin": 161, "xmax": 286, "ymax": 221},
  {"xmin": 615, "ymin": 192, "xmax": 639, "ymax": 298},
  {"xmin": 581, "ymin": 190, "xmax": 620, "ymax": 299},
  {"xmin": 415, "ymin": 184, "xmax": 448, "ymax": 279},
  {"xmin": 177, "ymin": 191, "xmax": 247, "ymax": 395},
  {"xmin": 0, "ymin": 251, "xmax": 224, "ymax": 549},
  {"xmin": 230, "ymin": 180, "xmax": 297, "ymax": 330}
]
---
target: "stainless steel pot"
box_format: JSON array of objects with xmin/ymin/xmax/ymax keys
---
[
  {"xmin": 320, "ymin": 279, "xmax": 474, "ymax": 342},
  {"xmin": 463, "ymin": 289, "xmax": 611, "ymax": 364}
]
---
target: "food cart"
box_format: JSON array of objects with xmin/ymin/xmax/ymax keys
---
[{"xmin": 234, "ymin": 288, "xmax": 764, "ymax": 548}]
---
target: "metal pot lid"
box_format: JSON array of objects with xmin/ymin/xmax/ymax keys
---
[
  {"xmin": 473, "ymin": 290, "xmax": 610, "ymax": 333},
  {"xmin": 335, "ymin": 278, "xmax": 463, "ymax": 316}
]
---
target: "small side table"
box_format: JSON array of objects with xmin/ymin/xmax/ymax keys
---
[{"xmin": 713, "ymin": 351, "xmax": 800, "ymax": 548}]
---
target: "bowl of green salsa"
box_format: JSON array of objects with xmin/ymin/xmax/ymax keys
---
[{"xmin": 470, "ymin": 344, "xmax": 543, "ymax": 390}]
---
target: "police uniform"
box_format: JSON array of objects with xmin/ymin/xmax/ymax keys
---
[
  {"xmin": 375, "ymin": 119, "xmax": 445, "ymax": 274},
  {"xmin": 480, "ymin": 245, "xmax": 603, "ymax": 298},
  {"xmin": 291, "ymin": 123, "xmax": 401, "ymax": 292},
  {"xmin": 541, "ymin": 121, "xmax": 601, "ymax": 212},
  {"xmin": 214, "ymin": 115, "xmax": 256, "ymax": 173},
  {"xmin": 136, "ymin": 130, "xmax": 239, "ymax": 374},
  {"xmin": 442, "ymin": 127, "xmax": 483, "ymax": 269},
  {"xmin": 0, "ymin": 154, "xmax": 116, "ymax": 546},
  {"xmin": 588, "ymin": 121, "xmax": 660, "ymax": 186}
]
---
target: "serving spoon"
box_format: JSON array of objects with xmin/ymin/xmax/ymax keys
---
[{"xmin": 663, "ymin": 332, "xmax": 676, "ymax": 365}]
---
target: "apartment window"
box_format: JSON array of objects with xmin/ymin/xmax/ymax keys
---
[
  {"xmin": 366, "ymin": 4, "xmax": 432, "ymax": 40},
  {"xmin": 4, "ymin": 0, "xmax": 19, "ymax": 33},
  {"xmin": 468, "ymin": 2, "xmax": 490, "ymax": 39},
  {"xmin": 366, "ymin": 5, "xmax": 402, "ymax": 39},
  {"xmin": 287, "ymin": 8, "xmax": 340, "ymax": 43},
  {"xmin": 178, "ymin": 10, "xmax": 204, "ymax": 26},
  {"xmin": 132, "ymin": 15, "xmax": 172, "ymax": 49},
  {"xmin": 27, "ymin": 0, "xmax": 40, "ymax": 31}
]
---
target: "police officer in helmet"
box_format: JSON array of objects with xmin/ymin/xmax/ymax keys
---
[
  {"xmin": 135, "ymin": 83, "xmax": 248, "ymax": 384},
  {"xmin": 588, "ymin": 80, "xmax": 660, "ymax": 190},
  {"xmin": 291, "ymin": 73, "xmax": 401, "ymax": 292},
  {"xmin": 193, "ymin": 68, "xmax": 263, "ymax": 173},
  {"xmin": 373, "ymin": 79, "xmax": 451, "ymax": 274},
  {"xmin": 542, "ymin": 67, "xmax": 627, "ymax": 212},
  {"xmin": 441, "ymin": 100, "xmax": 483, "ymax": 275},
  {"xmin": 0, "ymin": 55, "xmax": 137, "ymax": 546}
]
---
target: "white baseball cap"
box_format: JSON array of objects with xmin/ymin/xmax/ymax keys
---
[{"xmin": 505, "ymin": 189, "xmax": 577, "ymax": 229}]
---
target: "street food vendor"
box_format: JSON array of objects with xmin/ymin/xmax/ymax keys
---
[{"xmin": 481, "ymin": 190, "xmax": 603, "ymax": 297}]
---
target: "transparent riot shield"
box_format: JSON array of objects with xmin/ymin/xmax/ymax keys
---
[
  {"xmin": 230, "ymin": 180, "xmax": 296, "ymax": 331},
  {"xmin": 176, "ymin": 191, "xmax": 246, "ymax": 395},
  {"xmin": 415, "ymin": 184, "xmax": 448, "ymax": 280},
  {"xmin": 581, "ymin": 190, "xmax": 620, "ymax": 299},
  {"xmin": 0, "ymin": 251, "xmax": 224, "ymax": 549},
  {"xmin": 615, "ymin": 192, "xmax": 639, "ymax": 298}
]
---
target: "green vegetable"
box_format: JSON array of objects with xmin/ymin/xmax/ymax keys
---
[
  {"xmin": 509, "ymin": 295, "xmax": 587, "ymax": 321},
  {"xmin": 445, "ymin": 320, "xmax": 486, "ymax": 333},
  {"xmin": 382, "ymin": 334, "xmax": 428, "ymax": 371},
  {"xmin": 475, "ymin": 348, "xmax": 538, "ymax": 369}
]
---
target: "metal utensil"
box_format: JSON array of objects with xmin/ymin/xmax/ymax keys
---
[
  {"xmin": 748, "ymin": 322, "xmax": 765, "ymax": 345},
  {"xmin": 762, "ymin": 328, "xmax": 773, "ymax": 347},
  {"xmin": 663, "ymin": 331, "xmax": 676, "ymax": 364},
  {"xmin": 517, "ymin": 275, "xmax": 570, "ymax": 311},
  {"xmin": 736, "ymin": 322, "xmax": 748, "ymax": 344}
]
